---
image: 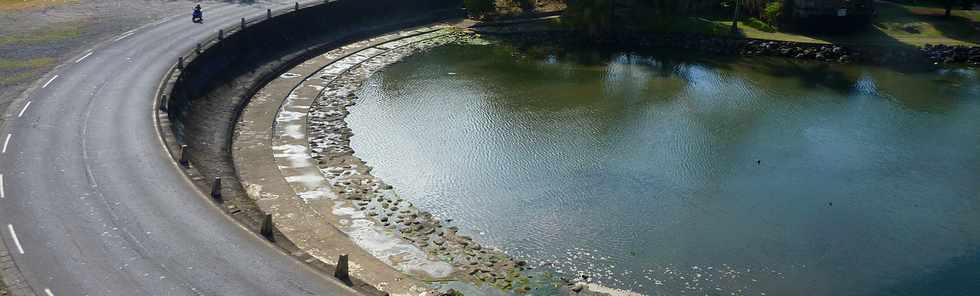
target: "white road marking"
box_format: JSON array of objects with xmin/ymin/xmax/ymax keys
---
[
  {"xmin": 17, "ymin": 101, "xmax": 31, "ymax": 118},
  {"xmin": 0, "ymin": 174, "xmax": 4, "ymax": 199},
  {"xmin": 75, "ymin": 51, "xmax": 94, "ymax": 63},
  {"xmin": 113, "ymin": 31, "xmax": 136, "ymax": 42},
  {"xmin": 7, "ymin": 224, "xmax": 24, "ymax": 254},
  {"xmin": 42, "ymin": 75, "xmax": 58, "ymax": 88},
  {"xmin": 2, "ymin": 134, "xmax": 9, "ymax": 153},
  {"xmin": 44, "ymin": 288, "xmax": 54, "ymax": 296}
]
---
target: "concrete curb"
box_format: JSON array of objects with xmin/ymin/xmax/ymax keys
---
[
  {"xmin": 0, "ymin": 245, "xmax": 33, "ymax": 296},
  {"xmin": 234, "ymin": 26, "xmax": 457, "ymax": 294},
  {"xmin": 152, "ymin": 0, "xmax": 464, "ymax": 295}
]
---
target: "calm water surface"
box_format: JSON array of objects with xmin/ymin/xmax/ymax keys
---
[{"xmin": 348, "ymin": 43, "xmax": 980, "ymax": 295}]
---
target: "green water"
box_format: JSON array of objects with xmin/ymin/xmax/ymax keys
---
[{"xmin": 348, "ymin": 43, "xmax": 980, "ymax": 295}]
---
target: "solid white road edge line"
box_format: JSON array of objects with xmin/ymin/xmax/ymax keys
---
[
  {"xmin": 75, "ymin": 51, "xmax": 94, "ymax": 63},
  {"xmin": 7, "ymin": 224, "xmax": 24, "ymax": 254},
  {"xmin": 17, "ymin": 101, "xmax": 31, "ymax": 118},
  {"xmin": 42, "ymin": 75, "xmax": 58, "ymax": 88}
]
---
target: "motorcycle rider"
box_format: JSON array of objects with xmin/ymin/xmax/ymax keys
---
[{"xmin": 192, "ymin": 5, "xmax": 203, "ymax": 23}]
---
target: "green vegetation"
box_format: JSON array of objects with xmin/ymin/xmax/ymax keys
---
[
  {"xmin": 562, "ymin": 0, "xmax": 721, "ymax": 38},
  {"xmin": 553, "ymin": 0, "xmax": 977, "ymax": 46},
  {"xmin": 762, "ymin": 1, "xmax": 782, "ymax": 26},
  {"xmin": 0, "ymin": 58, "xmax": 56, "ymax": 71},
  {"xmin": 0, "ymin": 25, "xmax": 82, "ymax": 46},
  {"xmin": 710, "ymin": 1, "xmax": 978, "ymax": 46},
  {"xmin": 745, "ymin": 17, "xmax": 776, "ymax": 32},
  {"xmin": 464, "ymin": 0, "xmax": 496, "ymax": 17},
  {"xmin": 0, "ymin": 58, "xmax": 55, "ymax": 86},
  {"xmin": 0, "ymin": 0, "xmax": 75, "ymax": 11},
  {"xmin": 561, "ymin": 0, "xmax": 613, "ymax": 37},
  {"xmin": 732, "ymin": 2, "xmax": 980, "ymax": 46}
]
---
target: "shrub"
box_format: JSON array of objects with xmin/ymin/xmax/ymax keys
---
[
  {"xmin": 762, "ymin": 1, "xmax": 783, "ymax": 26},
  {"xmin": 746, "ymin": 17, "xmax": 776, "ymax": 32},
  {"xmin": 464, "ymin": 0, "xmax": 495, "ymax": 17},
  {"xmin": 511, "ymin": 0, "xmax": 535, "ymax": 12},
  {"xmin": 962, "ymin": 0, "xmax": 976, "ymax": 10}
]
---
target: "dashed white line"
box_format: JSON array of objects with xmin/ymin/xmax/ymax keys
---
[
  {"xmin": 113, "ymin": 31, "xmax": 136, "ymax": 42},
  {"xmin": 0, "ymin": 174, "xmax": 4, "ymax": 199},
  {"xmin": 7, "ymin": 224, "xmax": 24, "ymax": 254},
  {"xmin": 2, "ymin": 134, "xmax": 9, "ymax": 153},
  {"xmin": 17, "ymin": 101, "xmax": 31, "ymax": 118},
  {"xmin": 44, "ymin": 288, "xmax": 54, "ymax": 296},
  {"xmin": 42, "ymin": 75, "xmax": 58, "ymax": 88},
  {"xmin": 75, "ymin": 51, "xmax": 94, "ymax": 63}
]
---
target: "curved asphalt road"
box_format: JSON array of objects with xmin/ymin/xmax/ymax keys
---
[{"xmin": 0, "ymin": 2, "xmax": 358, "ymax": 295}]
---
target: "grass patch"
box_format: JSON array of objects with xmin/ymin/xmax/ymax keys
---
[
  {"xmin": 0, "ymin": 0, "xmax": 76, "ymax": 11},
  {"xmin": 0, "ymin": 57, "xmax": 55, "ymax": 71},
  {"xmin": 0, "ymin": 24, "xmax": 82, "ymax": 46},
  {"xmin": 711, "ymin": 2, "xmax": 978, "ymax": 46},
  {"xmin": 0, "ymin": 69, "xmax": 42, "ymax": 86},
  {"xmin": 745, "ymin": 17, "xmax": 776, "ymax": 33},
  {"xmin": 0, "ymin": 57, "xmax": 54, "ymax": 87},
  {"xmin": 647, "ymin": 17, "xmax": 739, "ymax": 37}
]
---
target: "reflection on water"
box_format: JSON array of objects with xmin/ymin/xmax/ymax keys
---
[{"xmin": 348, "ymin": 43, "xmax": 980, "ymax": 296}]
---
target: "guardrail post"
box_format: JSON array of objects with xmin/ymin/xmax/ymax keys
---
[
  {"xmin": 267, "ymin": 8, "xmax": 272, "ymax": 19},
  {"xmin": 260, "ymin": 214, "xmax": 275, "ymax": 241},
  {"xmin": 335, "ymin": 254, "xmax": 352, "ymax": 285},
  {"xmin": 177, "ymin": 56, "xmax": 184, "ymax": 70},
  {"xmin": 178, "ymin": 144, "xmax": 189, "ymax": 167},
  {"xmin": 241, "ymin": 18, "xmax": 246, "ymax": 30},
  {"xmin": 218, "ymin": 29, "xmax": 224, "ymax": 40},
  {"xmin": 196, "ymin": 43, "xmax": 202, "ymax": 54},
  {"xmin": 160, "ymin": 95, "xmax": 168, "ymax": 112},
  {"xmin": 211, "ymin": 177, "xmax": 223, "ymax": 203},
  {"xmin": 294, "ymin": 2, "xmax": 299, "ymax": 11}
]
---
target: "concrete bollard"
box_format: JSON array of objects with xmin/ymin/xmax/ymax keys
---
[
  {"xmin": 335, "ymin": 254, "xmax": 352, "ymax": 286},
  {"xmin": 178, "ymin": 144, "xmax": 189, "ymax": 167},
  {"xmin": 210, "ymin": 177, "xmax": 223, "ymax": 203},
  {"xmin": 267, "ymin": 8, "xmax": 272, "ymax": 19},
  {"xmin": 260, "ymin": 214, "xmax": 275, "ymax": 242},
  {"xmin": 177, "ymin": 56, "xmax": 184, "ymax": 70}
]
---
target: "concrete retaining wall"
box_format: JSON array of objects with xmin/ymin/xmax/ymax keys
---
[
  {"xmin": 166, "ymin": 0, "xmax": 461, "ymax": 139},
  {"xmin": 153, "ymin": 1, "xmax": 461, "ymax": 294}
]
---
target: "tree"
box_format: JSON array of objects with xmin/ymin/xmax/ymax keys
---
[
  {"xmin": 464, "ymin": 0, "xmax": 495, "ymax": 18},
  {"xmin": 563, "ymin": 0, "xmax": 614, "ymax": 38}
]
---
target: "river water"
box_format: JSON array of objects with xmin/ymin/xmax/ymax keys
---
[{"xmin": 347, "ymin": 42, "xmax": 980, "ymax": 296}]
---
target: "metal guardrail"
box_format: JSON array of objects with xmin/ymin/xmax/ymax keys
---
[
  {"xmin": 150, "ymin": 0, "xmax": 357, "ymax": 286},
  {"xmin": 158, "ymin": 0, "xmax": 331, "ymax": 113}
]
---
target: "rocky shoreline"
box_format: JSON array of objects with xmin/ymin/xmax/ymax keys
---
[
  {"xmin": 305, "ymin": 31, "xmax": 539, "ymax": 293},
  {"xmin": 479, "ymin": 27, "xmax": 980, "ymax": 67}
]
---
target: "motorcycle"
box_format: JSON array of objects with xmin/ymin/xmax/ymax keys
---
[{"xmin": 192, "ymin": 6, "xmax": 203, "ymax": 23}]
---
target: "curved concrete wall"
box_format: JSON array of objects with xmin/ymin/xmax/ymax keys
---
[{"xmin": 166, "ymin": 0, "xmax": 460, "ymax": 139}]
